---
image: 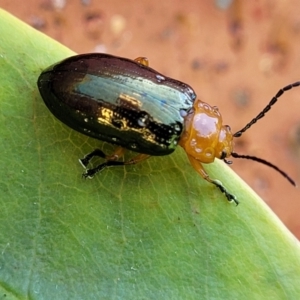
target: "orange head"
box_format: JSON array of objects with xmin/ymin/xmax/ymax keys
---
[{"xmin": 179, "ymin": 99, "xmax": 233, "ymax": 163}]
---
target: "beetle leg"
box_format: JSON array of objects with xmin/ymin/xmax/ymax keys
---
[
  {"xmin": 107, "ymin": 147, "xmax": 126, "ymax": 160},
  {"xmin": 186, "ymin": 155, "xmax": 239, "ymax": 205},
  {"xmin": 81, "ymin": 150, "xmax": 150, "ymax": 179},
  {"xmin": 123, "ymin": 153, "xmax": 151, "ymax": 165},
  {"xmin": 79, "ymin": 149, "xmax": 106, "ymax": 168},
  {"xmin": 82, "ymin": 160, "xmax": 127, "ymax": 178},
  {"xmin": 134, "ymin": 57, "xmax": 149, "ymax": 66},
  {"xmin": 79, "ymin": 147, "xmax": 125, "ymax": 168}
]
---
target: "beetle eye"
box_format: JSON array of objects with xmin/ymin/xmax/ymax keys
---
[{"xmin": 220, "ymin": 150, "xmax": 227, "ymax": 160}]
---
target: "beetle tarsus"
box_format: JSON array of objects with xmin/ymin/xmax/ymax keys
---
[
  {"xmin": 212, "ymin": 179, "xmax": 239, "ymax": 206},
  {"xmin": 79, "ymin": 158, "xmax": 88, "ymax": 169}
]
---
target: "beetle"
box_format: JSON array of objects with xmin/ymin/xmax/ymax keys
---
[{"xmin": 37, "ymin": 53, "xmax": 299, "ymax": 205}]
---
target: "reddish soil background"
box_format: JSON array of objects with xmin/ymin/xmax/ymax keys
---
[{"xmin": 1, "ymin": 0, "xmax": 300, "ymax": 238}]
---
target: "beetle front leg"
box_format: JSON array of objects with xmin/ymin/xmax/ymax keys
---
[{"xmin": 187, "ymin": 155, "xmax": 239, "ymax": 205}]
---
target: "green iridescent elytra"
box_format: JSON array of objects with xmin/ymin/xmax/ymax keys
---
[{"xmin": 37, "ymin": 53, "xmax": 196, "ymax": 155}]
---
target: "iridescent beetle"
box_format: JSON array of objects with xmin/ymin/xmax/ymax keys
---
[{"xmin": 37, "ymin": 53, "xmax": 299, "ymax": 205}]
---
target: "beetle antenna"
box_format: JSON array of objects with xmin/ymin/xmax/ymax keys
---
[
  {"xmin": 233, "ymin": 81, "xmax": 300, "ymax": 138},
  {"xmin": 231, "ymin": 152, "xmax": 296, "ymax": 186}
]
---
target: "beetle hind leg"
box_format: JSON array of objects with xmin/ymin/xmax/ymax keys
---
[
  {"xmin": 82, "ymin": 160, "xmax": 127, "ymax": 178},
  {"xmin": 79, "ymin": 147, "xmax": 125, "ymax": 169},
  {"xmin": 79, "ymin": 149, "xmax": 107, "ymax": 169},
  {"xmin": 80, "ymin": 147, "xmax": 151, "ymax": 178}
]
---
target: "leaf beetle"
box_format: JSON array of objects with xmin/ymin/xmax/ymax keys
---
[{"xmin": 37, "ymin": 53, "xmax": 299, "ymax": 205}]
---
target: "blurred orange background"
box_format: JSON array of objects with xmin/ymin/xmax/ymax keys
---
[{"xmin": 1, "ymin": 0, "xmax": 300, "ymax": 238}]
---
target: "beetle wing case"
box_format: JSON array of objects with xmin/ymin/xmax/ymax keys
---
[{"xmin": 38, "ymin": 53, "xmax": 196, "ymax": 155}]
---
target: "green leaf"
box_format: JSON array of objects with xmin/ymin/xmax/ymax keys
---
[{"xmin": 0, "ymin": 9, "xmax": 300, "ymax": 300}]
